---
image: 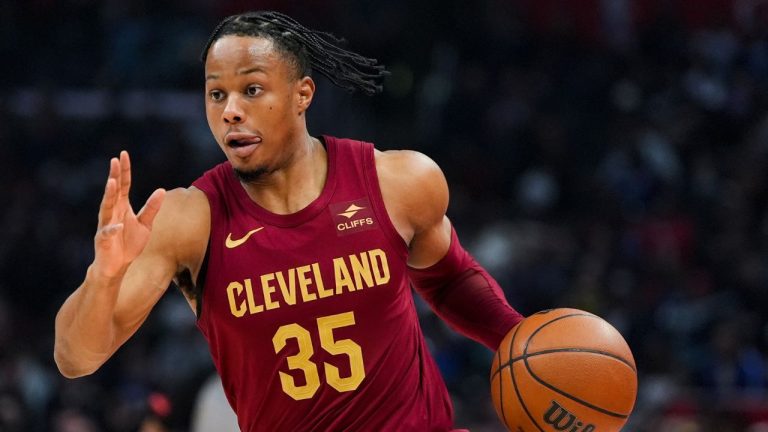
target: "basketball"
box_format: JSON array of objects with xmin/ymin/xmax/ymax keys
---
[{"xmin": 490, "ymin": 308, "xmax": 637, "ymax": 432}]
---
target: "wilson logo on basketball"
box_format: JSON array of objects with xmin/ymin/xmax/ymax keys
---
[
  {"xmin": 542, "ymin": 401, "xmax": 596, "ymax": 432},
  {"xmin": 329, "ymin": 198, "xmax": 377, "ymax": 236}
]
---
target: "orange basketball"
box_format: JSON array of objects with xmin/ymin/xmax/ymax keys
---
[{"xmin": 490, "ymin": 308, "xmax": 637, "ymax": 432}]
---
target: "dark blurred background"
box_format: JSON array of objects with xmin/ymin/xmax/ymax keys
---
[{"xmin": 2, "ymin": 0, "xmax": 768, "ymax": 431}]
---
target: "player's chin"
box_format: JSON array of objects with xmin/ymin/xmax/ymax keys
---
[
  {"xmin": 224, "ymin": 145, "xmax": 260, "ymax": 167},
  {"xmin": 232, "ymin": 165, "xmax": 269, "ymax": 183}
]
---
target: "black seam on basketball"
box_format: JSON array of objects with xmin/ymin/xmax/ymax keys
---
[
  {"xmin": 489, "ymin": 323, "xmax": 521, "ymax": 428},
  {"xmin": 519, "ymin": 313, "xmax": 589, "ymax": 430},
  {"xmin": 523, "ymin": 314, "xmax": 631, "ymax": 418},
  {"xmin": 491, "ymin": 321, "xmax": 523, "ymax": 380},
  {"xmin": 522, "ymin": 355, "xmax": 630, "ymax": 418},
  {"xmin": 508, "ymin": 348, "xmax": 637, "ymax": 372},
  {"xmin": 499, "ymin": 322, "xmax": 523, "ymax": 428},
  {"xmin": 490, "ymin": 351, "xmax": 507, "ymax": 380},
  {"xmin": 509, "ymin": 321, "xmax": 545, "ymax": 431},
  {"xmin": 497, "ymin": 345, "xmax": 508, "ymax": 427},
  {"xmin": 497, "ymin": 313, "xmax": 599, "ymax": 373}
]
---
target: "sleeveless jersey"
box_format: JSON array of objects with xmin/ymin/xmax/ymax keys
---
[{"xmin": 191, "ymin": 136, "xmax": 454, "ymax": 431}]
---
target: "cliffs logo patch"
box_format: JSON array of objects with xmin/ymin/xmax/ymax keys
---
[{"xmin": 330, "ymin": 198, "xmax": 377, "ymax": 236}]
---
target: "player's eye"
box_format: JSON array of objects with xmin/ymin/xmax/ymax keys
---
[
  {"xmin": 209, "ymin": 90, "xmax": 225, "ymax": 102},
  {"xmin": 246, "ymin": 85, "xmax": 262, "ymax": 97}
]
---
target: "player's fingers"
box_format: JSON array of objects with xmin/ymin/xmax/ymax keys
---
[
  {"xmin": 97, "ymin": 178, "xmax": 117, "ymax": 227},
  {"xmin": 94, "ymin": 222, "xmax": 124, "ymax": 251},
  {"xmin": 136, "ymin": 188, "xmax": 166, "ymax": 229},
  {"xmin": 98, "ymin": 223, "xmax": 124, "ymax": 238},
  {"xmin": 119, "ymin": 150, "xmax": 131, "ymax": 201},
  {"xmin": 97, "ymin": 159, "xmax": 120, "ymax": 227}
]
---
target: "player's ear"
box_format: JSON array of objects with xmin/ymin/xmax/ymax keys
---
[{"xmin": 297, "ymin": 76, "xmax": 315, "ymax": 115}]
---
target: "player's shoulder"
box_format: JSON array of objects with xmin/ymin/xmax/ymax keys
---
[
  {"xmin": 147, "ymin": 187, "xmax": 210, "ymax": 258},
  {"xmin": 159, "ymin": 186, "xmax": 210, "ymax": 219},
  {"xmin": 374, "ymin": 148, "xmax": 448, "ymax": 232},
  {"xmin": 374, "ymin": 149, "xmax": 446, "ymax": 186}
]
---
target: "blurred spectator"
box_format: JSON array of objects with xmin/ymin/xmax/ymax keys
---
[{"xmin": 190, "ymin": 374, "xmax": 238, "ymax": 432}]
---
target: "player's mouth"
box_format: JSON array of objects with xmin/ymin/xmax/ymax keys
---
[{"xmin": 225, "ymin": 132, "xmax": 262, "ymax": 159}]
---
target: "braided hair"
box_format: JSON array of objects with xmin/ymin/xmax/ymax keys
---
[{"xmin": 201, "ymin": 11, "xmax": 388, "ymax": 96}]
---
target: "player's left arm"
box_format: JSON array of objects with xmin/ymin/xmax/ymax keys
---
[{"xmin": 376, "ymin": 150, "xmax": 523, "ymax": 350}]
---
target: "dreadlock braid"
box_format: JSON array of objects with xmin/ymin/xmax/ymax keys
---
[{"xmin": 201, "ymin": 11, "xmax": 389, "ymax": 96}]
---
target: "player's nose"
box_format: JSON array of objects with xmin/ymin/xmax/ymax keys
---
[{"xmin": 222, "ymin": 94, "xmax": 246, "ymax": 124}]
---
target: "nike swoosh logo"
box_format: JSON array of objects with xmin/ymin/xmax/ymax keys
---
[{"xmin": 225, "ymin": 227, "xmax": 264, "ymax": 249}]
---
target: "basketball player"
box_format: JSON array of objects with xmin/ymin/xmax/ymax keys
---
[{"xmin": 54, "ymin": 11, "xmax": 524, "ymax": 431}]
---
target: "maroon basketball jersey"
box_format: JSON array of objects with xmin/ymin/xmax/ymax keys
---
[{"xmin": 191, "ymin": 136, "xmax": 454, "ymax": 431}]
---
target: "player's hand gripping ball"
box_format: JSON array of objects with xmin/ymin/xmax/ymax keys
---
[{"xmin": 490, "ymin": 308, "xmax": 637, "ymax": 431}]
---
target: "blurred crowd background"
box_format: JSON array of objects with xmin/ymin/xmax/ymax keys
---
[{"xmin": 2, "ymin": 0, "xmax": 768, "ymax": 431}]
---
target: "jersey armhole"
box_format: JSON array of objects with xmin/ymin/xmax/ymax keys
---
[
  {"xmin": 361, "ymin": 143, "xmax": 409, "ymax": 263},
  {"xmin": 194, "ymin": 238, "xmax": 210, "ymax": 321},
  {"xmin": 188, "ymin": 184, "xmax": 216, "ymax": 326}
]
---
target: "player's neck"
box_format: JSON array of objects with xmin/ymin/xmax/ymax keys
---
[{"xmin": 241, "ymin": 134, "xmax": 328, "ymax": 215}]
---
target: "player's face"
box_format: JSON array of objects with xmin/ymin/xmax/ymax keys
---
[{"xmin": 204, "ymin": 36, "xmax": 314, "ymax": 178}]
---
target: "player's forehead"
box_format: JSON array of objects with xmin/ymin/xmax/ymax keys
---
[{"xmin": 205, "ymin": 36, "xmax": 283, "ymax": 75}]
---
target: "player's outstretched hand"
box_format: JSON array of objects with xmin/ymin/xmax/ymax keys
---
[{"xmin": 92, "ymin": 151, "xmax": 165, "ymax": 279}]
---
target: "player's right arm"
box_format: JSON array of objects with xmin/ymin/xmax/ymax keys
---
[{"xmin": 54, "ymin": 151, "xmax": 208, "ymax": 378}]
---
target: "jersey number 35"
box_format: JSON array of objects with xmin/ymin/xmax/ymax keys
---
[{"xmin": 272, "ymin": 311, "xmax": 365, "ymax": 400}]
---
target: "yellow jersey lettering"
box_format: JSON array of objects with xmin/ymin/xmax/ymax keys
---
[
  {"xmin": 369, "ymin": 249, "xmax": 390, "ymax": 285},
  {"xmin": 314, "ymin": 263, "xmax": 333, "ymax": 299},
  {"xmin": 244, "ymin": 278, "xmax": 264, "ymax": 314},
  {"xmin": 226, "ymin": 281, "xmax": 247, "ymax": 317},
  {"xmin": 337, "ymin": 218, "xmax": 374, "ymax": 231},
  {"xmin": 297, "ymin": 265, "xmax": 317, "ymax": 302},
  {"xmin": 275, "ymin": 268, "xmax": 297, "ymax": 306},
  {"xmin": 333, "ymin": 257, "xmax": 356, "ymax": 294},
  {"xmin": 260, "ymin": 273, "xmax": 280, "ymax": 311},
  {"xmin": 349, "ymin": 251, "xmax": 374, "ymax": 290},
  {"xmin": 224, "ymin": 249, "xmax": 390, "ymax": 318}
]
